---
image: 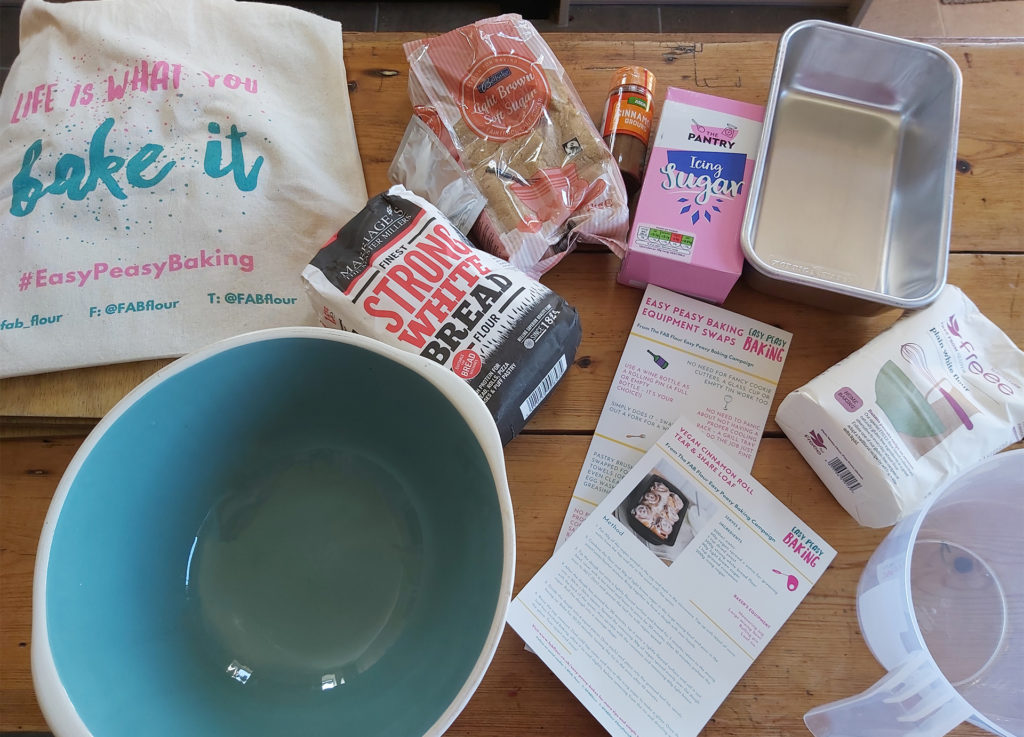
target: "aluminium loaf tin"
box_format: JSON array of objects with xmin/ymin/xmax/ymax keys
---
[{"xmin": 741, "ymin": 21, "xmax": 962, "ymax": 314}]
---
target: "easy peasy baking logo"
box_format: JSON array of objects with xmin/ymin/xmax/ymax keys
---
[{"xmin": 7, "ymin": 59, "xmax": 264, "ymax": 218}]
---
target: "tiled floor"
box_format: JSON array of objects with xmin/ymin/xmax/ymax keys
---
[
  {"xmin": 0, "ymin": 1, "xmax": 851, "ymax": 88},
  {"xmin": 1, "ymin": 2, "xmax": 20, "ymax": 84},
  {"xmin": 1, "ymin": 0, "xmax": 1021, "ymax": 86},
  {"xmin": 266, "ymin": 1, "xmax": 849, "ymax": 32},
  {"xmin": 859, "ymin": 0, "xmax": 1024, "ymax": 37}
]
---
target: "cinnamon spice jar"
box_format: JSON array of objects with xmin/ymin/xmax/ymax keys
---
[{"xmin": 600, "ymin": 66, "xmax": 656, "ymax": 196}]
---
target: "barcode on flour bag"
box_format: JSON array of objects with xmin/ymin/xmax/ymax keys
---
[
  {"xmin": 301, "ymin": 185, "xmax": 582, "ymax": 444},
  {"xmin": 827, "ymin": 457, "xmax": 863, "ymax": 491},
  {"xmin": 521, "ymin": 355, "xmax": 567, "ymax": 418}
]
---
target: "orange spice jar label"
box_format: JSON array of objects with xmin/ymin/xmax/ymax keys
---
[{"xmin": 602, "ymin": 88, "xmax": 654, "ymax": 143}]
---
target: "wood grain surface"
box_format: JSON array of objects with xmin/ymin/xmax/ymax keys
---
[
  {"xmin": 2, "ymin": 32, "xmax": 1021, "ymax": 737},
  {"xmin": 1, "ymin": 35, "xmax": 1021, "ymax": 426}
]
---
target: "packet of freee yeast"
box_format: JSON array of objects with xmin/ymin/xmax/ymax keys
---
[
  {"xmin": 301, "ymin": 185, "xmax": 582, "ymax": 445},
  {"xmin": 777, "ymin": 285, "xmax": 1024, "ymax": 528},
  {"xmin": 617, "ymin": 88, "xmax": 764, "ymax": 304}
]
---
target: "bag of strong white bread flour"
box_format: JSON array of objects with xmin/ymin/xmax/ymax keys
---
[
  {"xmin": 0, "ymin": 0, "xmax": 366, "ymax": 377},
  {"xmin": 301, "ymin": 185, "xmax": 582, "ymax": 444}
]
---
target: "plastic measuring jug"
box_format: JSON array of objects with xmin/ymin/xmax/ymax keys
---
[{"xmin": 805, "ymin": 449, "xmax": 1023, "ymax": 737}]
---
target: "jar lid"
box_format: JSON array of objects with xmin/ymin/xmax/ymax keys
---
[{"xmin": 610, "ymin": 66, "xmax": 656, "ymax": 95}]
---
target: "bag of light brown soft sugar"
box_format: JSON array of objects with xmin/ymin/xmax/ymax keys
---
[
  {"xmin": 400, "ymin": 14, "xmax": 630, "ymax": 279},
  {"xmin": 777, "ymin": 285, "xmax": 1024, "ymax": 528}
]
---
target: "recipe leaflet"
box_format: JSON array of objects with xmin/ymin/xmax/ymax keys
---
[
  {"xmin": 558, "ymin": 284, "xmax": 792, "ymax": 544},
  {"xmin": 508, "ymin": 421, "xmax": 836, "ymax": 737}
]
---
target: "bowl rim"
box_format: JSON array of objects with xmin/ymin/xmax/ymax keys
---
[{"xmin": 31, "ymin": 326, "xmax": 516, "ymax": 737}]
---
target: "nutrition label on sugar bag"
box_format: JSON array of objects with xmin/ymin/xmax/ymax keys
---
[
  {"xmin": 557, "ymin": 284, "xmax": 792, "ymax": 546},
  {"xmin": 633, "ymin": 223, "xmax": 695, "ymax": 260}
]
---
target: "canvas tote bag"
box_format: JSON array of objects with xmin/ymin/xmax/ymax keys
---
[{"xmin": 0, "ymin": 0, "xmax": 367, "ymax": 377}]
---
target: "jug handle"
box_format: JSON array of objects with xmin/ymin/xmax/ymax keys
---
[{"xmin": 803, "ymin": 650, "xmax": 974, "ymax": 737}]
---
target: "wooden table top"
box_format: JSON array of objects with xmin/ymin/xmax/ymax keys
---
[{"xmin": 2, "ymin": 33, "xmax": 1021, "ymax": 737}]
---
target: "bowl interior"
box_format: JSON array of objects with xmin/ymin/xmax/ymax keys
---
[{"xmin": 42, "ymin": 336, "xmax": 506, "ymax": 737}]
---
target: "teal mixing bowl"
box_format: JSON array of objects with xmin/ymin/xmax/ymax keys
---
[{"xmin": 32, "ymin": 328, "xmax": 514, "ymax": 737}]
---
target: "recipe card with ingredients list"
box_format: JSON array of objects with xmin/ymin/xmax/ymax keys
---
[
  {"xmin": 558, "ymin": 284, "xmax": 792, "ymax": 545},
  {"xmin": 509, "ymin": 421, "xmax": 836, "ymax": 737}
]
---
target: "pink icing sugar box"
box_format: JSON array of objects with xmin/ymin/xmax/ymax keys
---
[{"xmin": 617, "ymin": 88, "xmax": 764, "ymax": 304}]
